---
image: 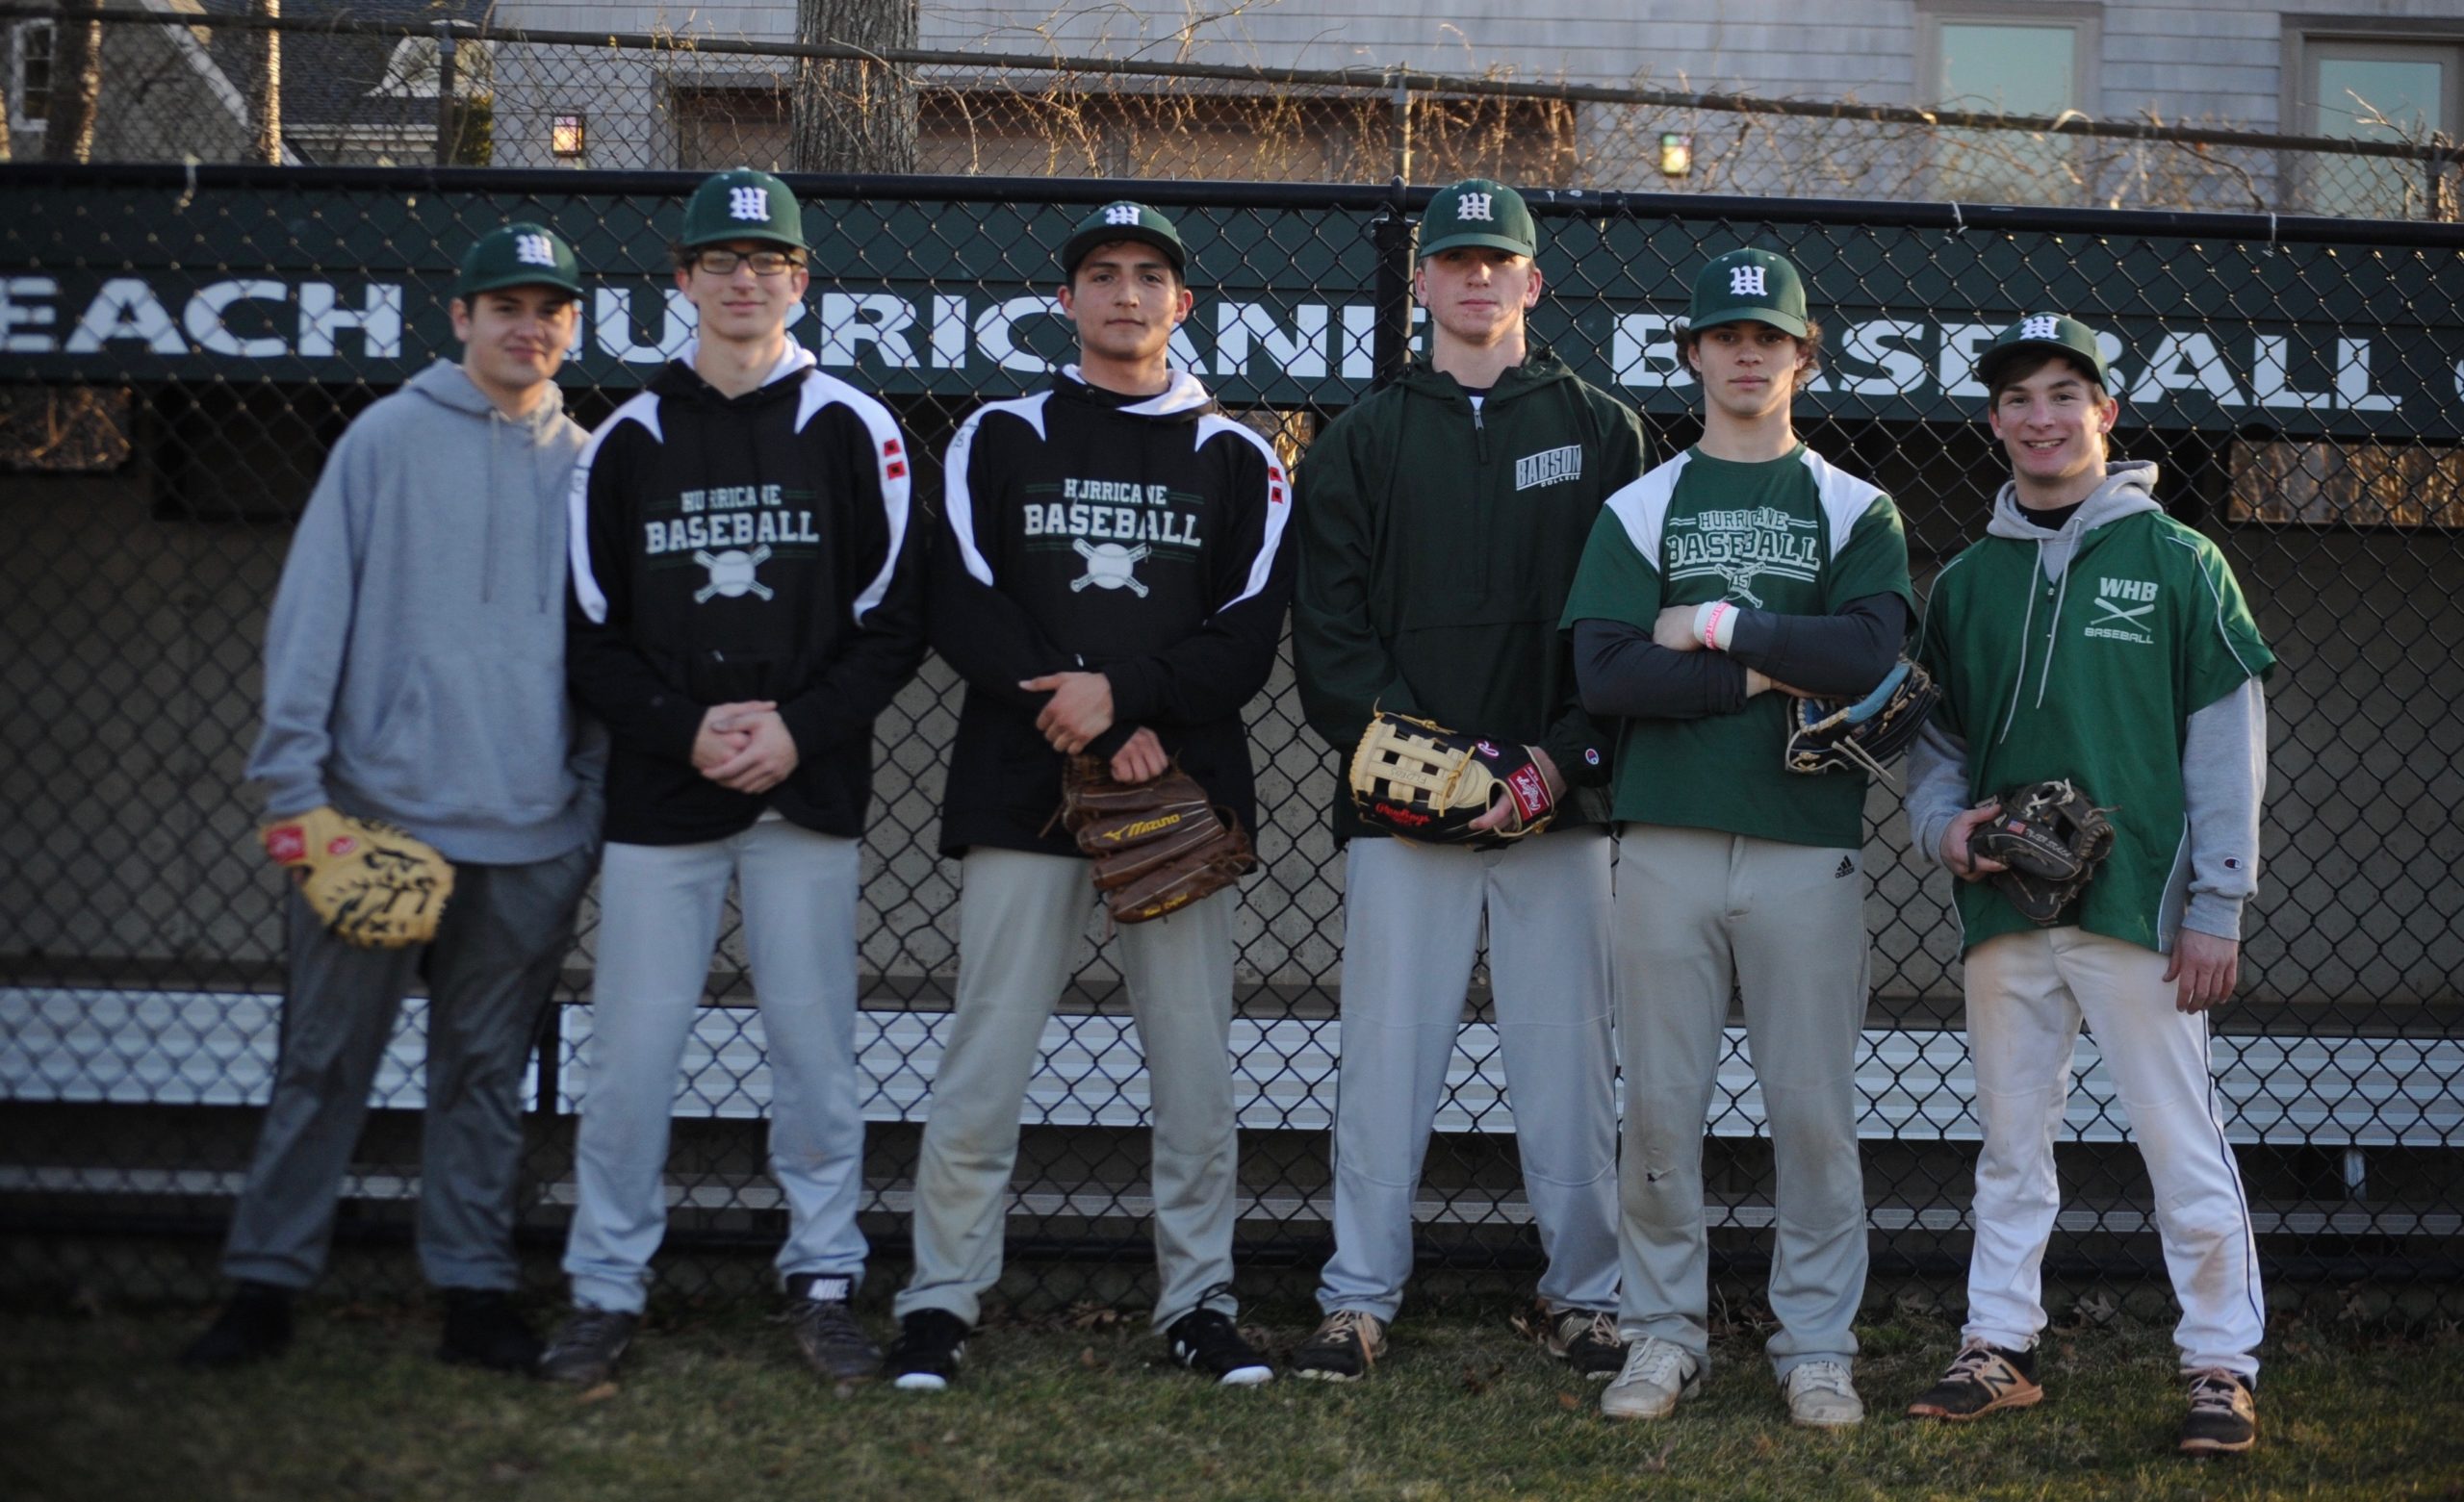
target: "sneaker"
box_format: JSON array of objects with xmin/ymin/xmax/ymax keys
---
[
  {"xmin": 176, "ymin": 1282, "xmax": 295, "ymax": 1371},
  {"xmin": 537, "ymin": 1307, "xmax": 639, "ymax": 1387},
  {"xmin": 438, "ymin": 1288, "xmax": 544, "ymax": 1373},
  {"xmin": 886, "ymin": 1309, "xmax": 969, "ymax": 1392},
  {"xmin": 1292, "ymin": 1310, "xmax": 1387, "ymax": 1383},
  {"xmin": 783, "ymin": 1275, "xmax": 879, "ymax": 1383},
  {"xmin": 2178, "ymin": 1368, "xmax": 2258, "ymax": 1457},
  {"xmin": 1165, "ymin": 1307, "xmax": 1273, "ymax": 1386},
  {"xmin": 1906, "ymin": 1340, "xmax": 2043, "ymax": 1421},
  {"xmin": 1544, "ymin": 1309, "xmax": 1628, "ymax": 1381},
  {"xmin": 1782, "ymin": 1358, "xmax": 1865, "ymax": 1427},
  {"xmin": 1601, "ymin": 1336, "xmax": 1701, "ymax": 1420}
]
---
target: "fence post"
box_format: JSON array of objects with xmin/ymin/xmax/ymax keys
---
[
  {"xmin": 1372, "ymin": 177, "xmax": 1413, "ymax": 389},
  {"xmin": 433, "ymin": 19, "xmax": 457, "ymax": 166},
  {"xmin": 1391, "ymin": 67, "xmax": 1412, "ymax": 187}
]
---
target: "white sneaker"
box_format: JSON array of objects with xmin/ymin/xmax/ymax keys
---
[
  {"xmin": 1601, "ymin": 1336, "xmax": 1701, "ymax": 1420},
  {"xmin": 1783, "ymin": 1359, "xmax": 1865, "ymax": 1427}
]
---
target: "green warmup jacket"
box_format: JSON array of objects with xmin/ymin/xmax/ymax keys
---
[
  {"xmin": 1293, "ymin": 348, "xmax": 1649, "ymax": 841},
  {"xmin": 1909, "ymin": 461, "xmax": 2276, "ymax": 955}
]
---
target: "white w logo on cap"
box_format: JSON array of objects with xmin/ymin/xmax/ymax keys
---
[
  {"xmin": 2021, "ymin": 314, "xmax": 2062, "ymax": 341},
  {"xmin": 728, "ymin": 186, "xmax": 770, "ymax": 221},
  {"xmin": 513, "ymin": 233, "xmax": 556, "ymax": 267},
  {"xmin": 1105, "ymin": 203, "xmax": 1141, "ymax": 226},
  {"xmin": 1729, "ymin": 265, "xmax": 1767, "ymax": 296},
  {"xmin": 1457, "ymin": 191, "xmax": 1494, "ymax": 221}
]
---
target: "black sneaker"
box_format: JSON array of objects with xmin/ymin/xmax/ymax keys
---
[
  {"xmin": 784, "ymin": 1274, "xmax": 880, "ymax": 1383},
  {"xmin": 2178, "ymin": 1368, "xmax": 2258, "ymax": 1457},
  {"xmin": 1291, "ymin": 1309, "xmax": 1387, "ymax": 1382},
  {"xmin": 1165, "ymin": 1307, "xmax": 1273, "ymax": 1386},
  {"xmin": 886, "ymin": 1309, "xmax": 969, "ymax": 1392},
  {"xmin": 438, "ymin": 1288, "xmax": 544, "ymax": 1373},
  {"xmin": 1906, "ymin": 1339, "xmax": 2043, "ymax": 1421},
  {"xmin": 1545, "ymin": 1309, "xmax": 1628, "ymax": 1380},
  {"xmin": 177, "ymin": 1282, "xmax": 294, "ymax": 1371},
  {"xmin": 537, "ymin": 1307, "xmax": 639, "ymax": 1387}
]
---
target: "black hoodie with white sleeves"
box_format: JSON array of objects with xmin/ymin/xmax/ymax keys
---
[{"xmin": 931, "ymin": 366, "xmax": 1296, "ymax": 857}]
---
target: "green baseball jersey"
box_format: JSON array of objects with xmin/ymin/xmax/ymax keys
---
[
  {"xmin": 1559, "ymin": 444, "xmax": 1914, "ymax": 849},
  {"xmin": 1917, "ymin": 508, "xmax": 2274, "ymax": 953}
]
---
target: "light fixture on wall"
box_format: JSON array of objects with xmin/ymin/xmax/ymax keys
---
[
  {"xmin": 1659, "ymin": 132, "xmax": 1693, "ymax": 178},
  {"xmin": 551, "ymin": 113, "xmax": 586, "ymax": 159}
]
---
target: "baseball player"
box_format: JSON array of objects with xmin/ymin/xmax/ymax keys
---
[
  {"xmin": 1903, "ymin": 314, "xmax": 2272, "ymax": 1456},
  {"xmin": 180, "ymin": 225, "xmax": 602, "ymax": 1372},
  {"xmin": 1561, "ymin": 248, "xmax": 1913, "ymax": 1425},
  {"xmin": 886, "ymin": 201, "xmax": 1292, "ymax": 1390},
  {"xmin": 543, "ymin": 169, "xmax": 924, "ymax": 1386},
  {"xmin": 1289, "ymin": 179, "xmax": 1644, "ymax": 1382}
]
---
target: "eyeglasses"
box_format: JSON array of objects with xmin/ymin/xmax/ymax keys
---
[{"xmin": 691, "ymin": 248, "xmax": 804, "ymax": 277}]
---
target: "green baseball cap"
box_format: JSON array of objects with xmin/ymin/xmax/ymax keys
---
[
  {"xmin": 1417, "ymin": 178, "xmax": 1536, "ymax": 260},
  {"xmin": 1978, "ymin": 312, "xmax": 2111, "ymax": 394},
  {"xmin": 456, "ymin": 222, "xmax": 582, "ymax": 300},
  {"xmin": 680, "ymin": 167, "xmax": 807, "ymax": 251},
  {"xmin": 1060, "ymin": 201, "xmax": 1187, "ymax": 277},
  {"xmin": 1685, "ymin": 247, "xmax": 1810, "ymax": 339}
]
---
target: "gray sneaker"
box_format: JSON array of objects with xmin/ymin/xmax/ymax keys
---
[
  {"xmin": 1602, "ymin": 1336, "xmax": 1702, "ymax": 1420},
  {"xmin": 538, "ymin": 1307, "xmax": 638, "ymax": 1387},
  {"xmin": 784, "ymin": 1274, "xmax": 880, "ymax": 1382}
]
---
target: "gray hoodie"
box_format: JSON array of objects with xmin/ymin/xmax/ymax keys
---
[
  {"xmin": 247, "ymin": 360, "xmax": 602, "ymax": 864},
  {"xmin": 1907, "ymin": 461, "xmax": 2267, "ymax": 947}
]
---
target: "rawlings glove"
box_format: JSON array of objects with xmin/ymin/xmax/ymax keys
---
[
  {"xmin": 1784, "ymin": 657, "xmax": 1940, "ymax": 783},
  {"xmin": 1348, "ymin": 710, "xmax": 1553, "ymax": 849},
  {"xmin": 1968, "ymin": 778, "xmax": 2118, "ymax": 927},
  {"xmin": 1061, "ymin": 758, "xmax": 1257, "ymax": 925},
  {"xmin": 259, "ymin": 805, "xmax": 455, "ymax": 948}
]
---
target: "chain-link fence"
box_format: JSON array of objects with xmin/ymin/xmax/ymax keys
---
[{"xmin": 6, "ymin": 156, "xmax": 2464, "ymax": 1313}]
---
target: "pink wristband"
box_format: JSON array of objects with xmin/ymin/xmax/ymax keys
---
[{"xmin": 1694, "ymin": 600, "xmax": 1737, "ymax": 651}]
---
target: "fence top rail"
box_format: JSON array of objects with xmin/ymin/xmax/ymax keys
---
[
  {"xmin": 3, "ymin": 1, "xmax": 2459, "ymax": 167},
  {"xmin": 6, "ymin": 159, "xmax": 2462, "ymax": 253}
]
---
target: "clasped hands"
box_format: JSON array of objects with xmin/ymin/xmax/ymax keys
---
[{"xmin": 1021, "ymin": 671, "xmax": 1166, "ymax": 784}]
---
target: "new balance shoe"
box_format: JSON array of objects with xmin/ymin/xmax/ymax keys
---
[
  {"xmin": 1165, "ymin": 1307, "xmax": 1273, "ymax": 1386},
  {"xmin": 1906, "ymin": 1339, "xmax": 2043, "ymax": 1421},
  {"xmin": 176, "ymin": 1282, "xmax": 295, "ymax": 1371},
  {"xmin": 438, "ymin": 1288, "xmax": 544, "ymax": 1372},
  {"xmin": 537, "ymin": 1307, "xmax": 638, "ymax": 1387},
  {"xmin": 784, "ymin": 1274, "xmax": 879, "ymax": 1383},
  {"xmin": 1291, "ymin": 1310, "xmax": 1387, "ymax": 1382},
  {"xmin": 1601, "ymin": 1337, "xmax": 1701, "ymax": 1420},
  {"xmin": 1782, "ymin": 1358, "xmax": 1865, "ymax": 1427},
  {"xmin": 1544, "ymin": 1309, "xmax": 1628, "ymax": 1380},
  {"xmin": 886, "ymin": 1309, "xmax": 969, "ymax": 1391},
  {"xmin": 2177, "ymin": 1368, "xmax": 2258, "ymax": 1457}
]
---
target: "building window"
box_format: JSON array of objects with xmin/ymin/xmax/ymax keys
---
[
  {"xmin": 2292, "ymin": 34, "xmax": 2462, "ymax": 218},
  {"xmin": 9, "ymin": 20, "xmax": 52, "ymax": 137},
  {"xmin": 551, "ymin": 112, "xmax": 586, "ymax": 159},
  {"xmin": 2229, "ymin": 439, "xmax": 2464, "ymax": 530},
  {"xmin": 1916, "ymin": 2, "xmax": 2101, "ymax": 205}
]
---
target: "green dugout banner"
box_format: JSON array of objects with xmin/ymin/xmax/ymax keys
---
[{"xmin": 4, "ymin": 175, "xmax": 2460, "ymax": 438}]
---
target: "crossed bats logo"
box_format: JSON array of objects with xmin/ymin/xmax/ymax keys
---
[{"xmin": 1071, "ymin": 539, "xmax": 1150, "ymax": 598}]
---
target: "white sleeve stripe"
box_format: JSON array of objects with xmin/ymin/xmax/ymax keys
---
[
  {"xmin": 1603, "ymin": 452, "xmax": 1689, "ymax": 575},
  {"xmin": 943, "ymin": 394, "xmax": 1051, "ymax": 591},
  {"xmin": 1800, "ymin": 447, "xmax": 1891, "ymax": 563},
  {"xmin": 1195, "ymin": 415, "xmax": 1290, "ymax": 611},
  {"xmin": 794, "ymin": 372, "xmax": 912, "ymax": 625},
  {"xmin": 565, "ymin": 393, "xmax": 662, "ymax": 626},
  {"xmin": 2163, "ymin": 532, "xmax": 2262, "ymax": 679}
]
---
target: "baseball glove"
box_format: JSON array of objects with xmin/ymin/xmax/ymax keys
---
[
  {"xmin": 1784, "ymin": 657, "xmax": 1941, "ymax": 784},
  {"xmin": 260, "ymin": 805, "xmax": 455, "ymax": 948},
  {"xmin": 1348, "ymin": 710, "xmax": 1553, "ymax": 849},
  {"xmin": 1061, "ymin": 758, "xmax": 1257, "ymax": 925},
  {"xmin": 1967, "ymin": 778, "xmax": 2118, "ymax": 927}
]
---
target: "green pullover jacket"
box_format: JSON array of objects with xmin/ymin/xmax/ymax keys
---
[{"xmin": 1293, "ymin": 348, "xmax": 1649, "ymax": 840}]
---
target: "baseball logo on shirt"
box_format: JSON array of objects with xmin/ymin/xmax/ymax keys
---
[
  {"xmin": 1664, "ymin": 506, "xmax": 1819, "ymax": 608},
  {"xmin": 2087, "ymin": 576, "xmax": 2158, "ymax": 644}
]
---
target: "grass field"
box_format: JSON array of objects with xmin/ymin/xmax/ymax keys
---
[{"xmin": 6, "ymin": 1292, "xmax": 2462, "ymax": 1501}]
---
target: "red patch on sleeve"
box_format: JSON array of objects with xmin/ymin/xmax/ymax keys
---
[{"xmin": 886, "ymin": 460, "xmax": 909, "ymax": 480}]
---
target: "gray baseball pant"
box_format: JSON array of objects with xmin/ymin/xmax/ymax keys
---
[
  {"xmin": 221, "ymin": 845, "xmax": 595, "ymax": 1291},
  {"xmin": 561, "ymin": 821, "xmax": 868, "ymax": 1313},
  {"xmin": 895, "ymin": 848, "xmax": 1243, "ymax": 1331},
  {"xmin": 1315, "ymin": 829, "xmax": 1622, "ymax": 1323},
  {"xmin": 1614, "ymin": 823, "xmax": 1870, "ymax": 1378}
]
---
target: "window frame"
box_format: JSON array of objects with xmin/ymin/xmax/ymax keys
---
[
  {"xmin": 1914, "ymin": 0, "xmax": 2102, "ymax": 124},
  {"xmin": 2281, "ymin": 20, "xmax": 2464, "ymax": 218},
  {"xmin": 8, "ymin": 19, "xmax": 53, "ymax": 140}
]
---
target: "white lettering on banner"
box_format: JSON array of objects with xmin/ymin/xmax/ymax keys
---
[
  {"xmin": 1611, "ymin": 313, "xmax": 1692, "ymax": 387},
  {"xmin": 65, "ymin": 279, "xmax": 188, "ymax": 354},
  {"xmin": 184, "ymin": 280, "xmax": 290, "ymax": 359},
  {"xmin": 1216, "ymin": 302, "xmax": 1328, "ymax": 379},
  {"xmin": 596, "ymin": 286, "xmax": 695, "ymax": 364},
  {"xmin": 818, "ymin": 293, "xmax": 919, "ymax": 369},
  {"xmin": 2253, "ymin": 334, "xmax": 2331, "ymax": 410},
  {"xmin": 2337, "ymin": 338, "xmax": 2400, "ymax": 412},
  {"xmin": 296, "ymin": 282, "xmax": 403, "ymax": 359},
  {"xmin": 2131, "ymin": 331, "xmax": 2248, "ymax": 406},
  {"xmin": 1937, "ymin": 321, "xmax": 2001, "ymax": 398},
  {"xmin": 1341, "ymin": 304, "xmax": 1378, "ymax": 381},
  {"xmin": 3, "ymin": 276, "xmax": 60, "ymax": 353},
  {"xmin": 931, "ymin": 294, "xmax": 969, "ymax": 369},
  {"xmin": 1840, "ymin": 319, "xmax": 1927, "ymax": 395},
  {"xmin": 974, "ymin": 294, "xmax": 1062, "ymax": 373}
]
